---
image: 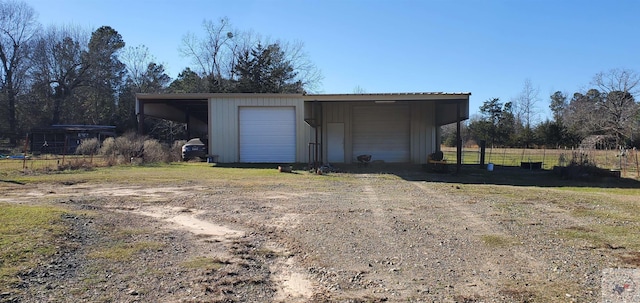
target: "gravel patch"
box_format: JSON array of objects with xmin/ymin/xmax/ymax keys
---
[{"xmin": 1, "ymin": 169, "xmax": 633, "ymax": 302}]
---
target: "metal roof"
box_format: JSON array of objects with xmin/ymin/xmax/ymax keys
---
[
  {"xmin": 136, "ymin": 92, "xmax": 471, "ymax": 101},
  {"xmin": 307, "ymin": 92, "xmax": 471, "ymax": 96},
  {"xmin": 32, "ymin": 125, "xmax": 116, "ymax": 132},
  {"xmin": 302, "ymin": 92, "xmax": 471, "ymax": 102}
]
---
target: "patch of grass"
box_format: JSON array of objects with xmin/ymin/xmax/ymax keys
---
[
  {"xmin": 560, "ymin": 225, "xmax": 640, "ymax": 250},
  {"xmin": 560, "ymin": 226, "xmax": 603, "ymax": 244},
  {"xmin": 7, "ymin": 163, "xmax": 306, "ymax": 185},
  {"xmin": 181, "ymin": 256, "xmax": 229, "ymax": 271},
  {"xmin": 0, "ymin": 203, "xmax": 69, "ymax": 289},
  {"xmin": 619, "ymin": 251, "xmax": 640, "ymax": 266},
  {"xmin": 113, "ymin": 228, "xmax": 153, "ymax": 237},
  {"xmin": 253, "ymin": 247, "xmax": 294, "ymax": 258},
  {"xmin": 499, "ymin": 280, "xmax": 584, "ymax": 303},
  {"xmin": 480, "ymin": 234, "xmax": 515, "ymax": 247},
  {"xmin": 555, "ymin": 186, "xmax": 640, "ymax": 196},
  {"xmin": 88, "ymin": 241, "xmax": 164, "ymax": 261},
  {"xmin": 498, "ymin": 287, "xmax": 536, "ymax": 302},
  {"xmin": 571, "ymin": 207, "xmax": 640, "ymax": 223}
]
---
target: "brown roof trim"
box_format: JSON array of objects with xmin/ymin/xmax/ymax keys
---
[
  {"xmin": 136, "ymin": 93, "xmax": 303, "ymax": 100},
  {"xmin": 136, "ymin": 92, "xmax": 471, "ymax": 102},
  {"xmin": 303, "ymin": 92, "xmax": 471, "ymax": 102}
]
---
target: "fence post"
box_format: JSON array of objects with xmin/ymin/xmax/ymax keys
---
[
  {"xmin": 502, "ymin": 148, "xmax": 506, "ymax": 166},
  {"xmin": 62, "ymin": 135, "xmax": 68, "ymax": 167},
  {"xmin": 635, "ymin": 148, "xmax": 639, "ymax": 179},
  {"xmin": 479, "ymin": 140, "xmax": 486, "ymax": 168},
  {"xmin": 22, "ymin": 134, "xmax": 29, "ymax": 171}
]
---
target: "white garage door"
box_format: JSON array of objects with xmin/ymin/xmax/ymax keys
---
[
  {"xmin": 353, "ymin": 105, "xmax": 410, "ymax": 162},
  {"xmin": 239, "ymin": 107, "xmax": 296, "ymax": 163}
]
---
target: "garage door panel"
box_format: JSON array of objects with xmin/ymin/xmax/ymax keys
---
[
  {"xmin": 353, "ymin": 105, "xmax": 410, "ymax": 162},
  {"xmin": 240, "ymin": 107, "xmax": 295, "ymax": 163}
]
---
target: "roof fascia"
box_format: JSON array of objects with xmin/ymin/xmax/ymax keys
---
[
  {"xmin": 303, "ymin": 93, "xmax": 470, "ymax": 102},
  {"xmin": 136, "ymin": 93, "xmax": 304, "ymax": 101}
]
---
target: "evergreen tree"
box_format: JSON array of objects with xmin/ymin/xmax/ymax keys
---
[{"xmin": 235, "ymin": 43, "xmax": 302, "ymax": 93}]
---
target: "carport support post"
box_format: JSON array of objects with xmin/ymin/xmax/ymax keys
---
[
  {"xmin": 456, "ymin": 101, "xmax": 462, "ymax": 174},
  {"xmin": 137, "ymin": 100, "xmax": 145, "ymax": 135},
  {"xmin": 315, "ymin": 126, "xmax": 319, "ymax": 170},
  {"xmin": 185, "ymin": 106, "xmax": 191, "ymax": 140}
]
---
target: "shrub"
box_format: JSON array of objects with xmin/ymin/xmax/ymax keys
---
[
  {"xmin": 142, "ymin": 139, "xmax": 167, "ymax": 163},
  {"xmin": 57, "ymin": 159, "xmax": 94, "ymax": 171},
  {"xmin": 114, "ymin": 132, "xmax": 145, "ymax": 159},
  {"xmin": 99, "ymin": 137, "xmax": 116, "ymax": 155},
  {"xmin": 555, "ymin": 151, "xmax": 616, "ymax": 180},
  {"xmin": 75, "ymin": 138, "xmax": 101, "ymax": 155},
  {"xmin": 100, "ymin": 132, "xmax": 144, "ymax": 164},
  {"xmin": 99, "ymin": 133, "xmax": 174, "ymax": 165},
  {"xmin": 170, "ymin": 140, "xmax": 186, "ymax": 162}
]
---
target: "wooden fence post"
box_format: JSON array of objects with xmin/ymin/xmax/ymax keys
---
[
  {"xmin": 502, "ymin": 148, "xmax": 506, "ymax": 166},
  {"xmin": 633, "ymin": 147, "xmax": 640, "ymax": 177},
  {"xmin": 22, "ymin": 134, "xmax": 29, "ymax": 171}
]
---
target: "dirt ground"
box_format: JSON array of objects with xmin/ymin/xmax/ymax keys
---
[{"xmin": 0, "ymin": 167, "xmax": 635, "ymax": 302}]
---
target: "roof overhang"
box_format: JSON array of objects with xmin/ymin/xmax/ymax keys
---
[
  {"xmin": 136, "ymin": 93, "xmax": 303, "ymax": 101},
  {"xmin": 136, "ymin": 93, "xmax": 304, "ymax": 122},
  {"xmin": 303, "ymin": 92, "xmax": 470, "ymax": 102},
  {"xmin": 135, "ymin": 92, "xmax": 471, "ymax": 126},
  {"xmin": 303, "ymin": 92, "xmax": 471, "ymax": 126},
  {"xmin": 136, "ymin": 93, "xmax": 211, "ymax": 123}
]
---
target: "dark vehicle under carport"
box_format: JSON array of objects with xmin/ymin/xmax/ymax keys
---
[{"xmin": 181, "ymin": 138, "xmax": 207, "ymax": 161}]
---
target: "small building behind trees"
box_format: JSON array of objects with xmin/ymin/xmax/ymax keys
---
[{"xmin": 29, "ymin": 125, "xmax": 116, "ymax": 155}]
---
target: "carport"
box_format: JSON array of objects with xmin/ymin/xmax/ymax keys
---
[
  {"xmin": 303, "ymin": 93, "xmax": 470, "ymax": 171},
  {"xmin": 136, "ymin": 93, "xmax": 209, "ymax": 140}
]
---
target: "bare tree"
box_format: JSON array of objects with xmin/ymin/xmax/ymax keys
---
[
  {"xmin": 278, "ymin": 40, "xmax": 323, "ymax": 93},
  {"xmin": 515, "ymin": 78, "xmax": 540, "ymax": 129},
  {"xmin": 352, "ymin": 85, "xmax": 367, "ymax": 94},
  {"xmin": 591, "ymin": 68, "xmax": 640, "ymax": 145},
  {"xmin": 121, "ymin": 45, "xmax": 155, "ymax": 89},
  {"xmin": 179, "ymin": 17, "xmax": 322, "ymax": 93},
  {"xmin": 0, "ymin": 0, "xmax": 39, "ymax": 143},
  {"xmin": 179, "ymin": 17, "xmax": 236, "ymax": 91},
  {"xmin": 511, "ymin": 79, "xmax": 540, "ymax": 147}
]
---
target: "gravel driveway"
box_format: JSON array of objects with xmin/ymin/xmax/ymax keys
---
[{"xmin": 1, "ymin": 168, "xmax": 628, "ymax": 302}]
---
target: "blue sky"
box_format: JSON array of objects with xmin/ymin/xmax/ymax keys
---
[{"xmin": 28, "ymin": 0, "xmax": 640, "ymax": 119}]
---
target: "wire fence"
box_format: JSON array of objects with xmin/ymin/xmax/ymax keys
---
[
  {"xmin": 442, "ymin": 146, "xmax": 640, "ymax": 179},
  {"xmin": 0, "ymin": 154, "xmax": 112, "ymax": 174},
  {"xmin": 2, "ymin": 146, "xmax": 638, "ymax": 179}
]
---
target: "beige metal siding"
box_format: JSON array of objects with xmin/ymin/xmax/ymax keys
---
[
  {"xmin": 352, "ymin": 105, "xmax": 411, "ymax": 162},
  {"xmin": 410, "ymin": 102, "xmax": 436, "ymax": 163},
  {"xmin": 209, "ymin": 96, "xmax": 309, "ymax": 163},
  {"xmin": 322, "ymin": 101, "xmax": 436, "ymax": 164},
  {"xmin": 321, "ymin": 103, "xmax": 352, "ymax": 162}
]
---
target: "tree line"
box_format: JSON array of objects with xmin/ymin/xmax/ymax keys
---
[
  {"xmin": 3, "ymin": 1, "xmax": 638, "ymax": 150},
  {"xmin": 0, "ymin": 1, "xmax": 322, "ymax": 144},
  {"xmin": 442, "ymin": 70, "xmax": 640, "ymax": 150}
]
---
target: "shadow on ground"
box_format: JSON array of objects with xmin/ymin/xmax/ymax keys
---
[
  {"xmin": 406, "ymin": 164, "xmax": 640, "ymax": 189},
  {"xmin": 209, "ymin": 162, "xmax": 640, "ymax": 189}
]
